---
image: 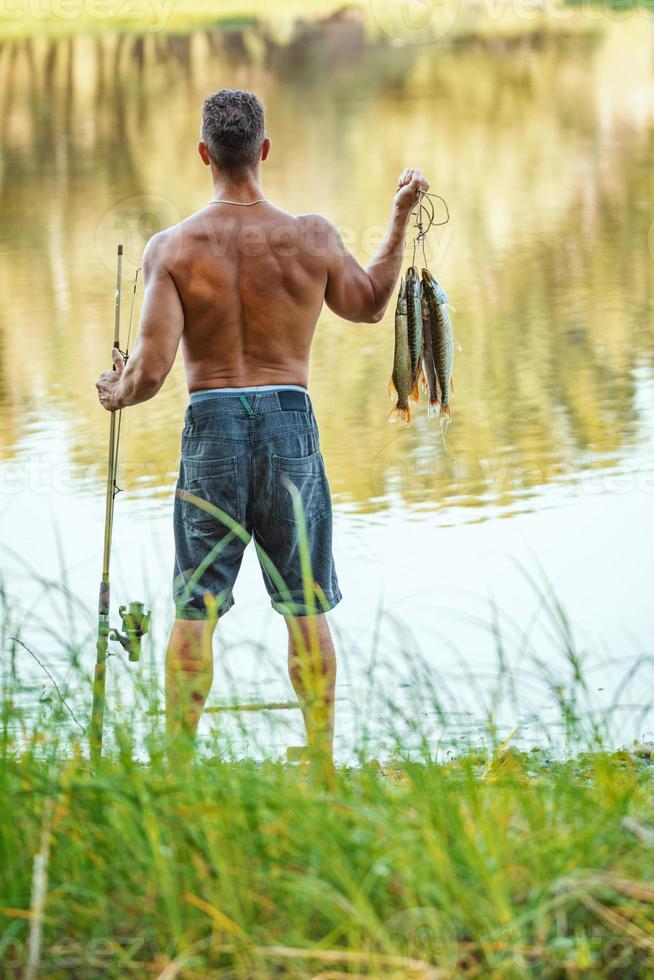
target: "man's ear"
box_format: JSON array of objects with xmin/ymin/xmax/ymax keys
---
[
  {"xmin": 261, "ymin": 137, "xmax": 271, "ymax": 162},
  {"xmin": 198, "ymin": 141, "xmax": 211, "ymax": 166}
]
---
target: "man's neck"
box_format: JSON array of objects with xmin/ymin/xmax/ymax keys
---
[{"xmin": 211, "ymin": 170, "xmax": 264, "ymax": 204}]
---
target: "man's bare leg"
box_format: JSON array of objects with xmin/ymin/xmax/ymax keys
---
[
  {"xmin": 286, "ymin": 613, "xmax": 337, "ymax": 783},
  {"xmin": 165, "ymin": 617, "xmax": 218, "ymax": 753}
]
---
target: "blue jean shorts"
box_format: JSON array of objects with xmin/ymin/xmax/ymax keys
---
[{"xmin": 172, "ymin": 386, "xmax": 342, "ymax": 620}]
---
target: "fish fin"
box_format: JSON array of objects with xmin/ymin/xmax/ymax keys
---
[
  {"xmin": 388, "ymin": 378, "xmax": 397, "ymax": 398},
  {"xmin": 450, "ymin": 377, "xmax": 455, "ymax": 394},
  {"xmin": 388, "ymin": 403, "xmax": 412, "ymax": 426},
  {"xmin": 409, "ymin": 380, "xmax": 420, "ymax": 403},
  {"xmin": 447, "ymin": 303, "xmax": 457, "ymax": 313},
  {"xmin": 440, "ymin": 404, "xmax": 452, "ymax": 421},
  {"xmin": 455, "ymin": 337, "xmax": 463, "ymax": 353}
]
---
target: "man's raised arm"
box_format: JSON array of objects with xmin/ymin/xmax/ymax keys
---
[
  {"xmin": 323, "ymin": 168, "xmax": 429, "ymax": 324},
  {"xmin": 96, "ymin": 232, "xmax": 184, "ymax": 412}
]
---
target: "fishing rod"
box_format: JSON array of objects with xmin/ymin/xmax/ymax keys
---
[{"xmin": 90, "ymin": 244, "xmax": 150, "ymax": 766}]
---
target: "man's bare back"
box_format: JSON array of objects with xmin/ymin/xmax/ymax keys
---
[{"xmin": 164, "ymin": 202, "xmax": 337, "ymax": 392}]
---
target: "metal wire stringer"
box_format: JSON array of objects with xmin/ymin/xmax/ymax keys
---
[{"xmin": 410, "ymin": 190, "xmax": 449, "ymax": 270}]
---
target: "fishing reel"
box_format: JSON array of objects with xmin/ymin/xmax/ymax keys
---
[{"xmin": 110, "ymin": 601, "xmax": 151, "ymax": 663}]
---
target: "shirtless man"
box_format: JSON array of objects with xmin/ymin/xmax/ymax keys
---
[{"xmin": 96, "ymin": 88, "xmax": 428, "ymax": 777}]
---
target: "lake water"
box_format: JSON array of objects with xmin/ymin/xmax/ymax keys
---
[{"xmin": 1, "ymin": 17, "xmax": 653, "ymax": 758}]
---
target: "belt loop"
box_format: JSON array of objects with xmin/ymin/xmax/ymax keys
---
[
  {"xmin": 239, "ymin": 394, "xmax": 255, "ymax": 417},
  {"xmin": 186, "ymin": 404, "xmax": 194, "ymax": 425}
]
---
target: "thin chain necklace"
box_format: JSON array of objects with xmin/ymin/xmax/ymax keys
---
[{"xmin": 209, "ymin": 198, "xmax": 267, "ymax": 206}]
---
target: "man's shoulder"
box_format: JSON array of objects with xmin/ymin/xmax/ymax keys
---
[
  {"xmin": 142, "ymin": 225, "xmax": 180, "ymax": 273},
  {"xmin": 295, "ymin": 211, "xmax": 334, "ymax": 232},
  {"xmin": 294, "ymin": 212, "xmax": 341, "ymax": 254},
  {"xmin": 142, "ymin": 212, "xmax": 201, "ymax": 270}
]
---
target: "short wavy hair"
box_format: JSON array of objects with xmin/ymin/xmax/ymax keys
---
[{"xmin": 201, "ymin": 89, "xmax": 265, "ymax": 174}]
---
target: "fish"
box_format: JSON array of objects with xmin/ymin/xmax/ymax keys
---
[
  {"xmin": 421, "ymin": 268, "xmax": 454, "ymax": 421},
  {"xmin": 405, "ymin": 266, "xmax": 423, "ymax": 403},
  {"xmin": 419, "ymin": 280, "xmax": 438, "ymax": 412},
  {"xmin": 389, "ymin": 277, "xmax": 412, "ymax": 425}
]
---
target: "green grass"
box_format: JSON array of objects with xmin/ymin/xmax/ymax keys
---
[
  {"xmin": 2, "ymin": 573, "xmax": 654, "ymax": 978},
  {"xmin": 2, "ymin": 735, "xmax": 654, "ymax": 976}
]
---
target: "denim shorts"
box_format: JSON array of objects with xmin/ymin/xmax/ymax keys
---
[{"xmin": 172, "ymin": 387, "xmax": 342, "ymax": 619}]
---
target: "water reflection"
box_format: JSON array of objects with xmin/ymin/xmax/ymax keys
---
[{"xmin": 0, "ymin": 20, "xmax": 653, "ymax": 522}]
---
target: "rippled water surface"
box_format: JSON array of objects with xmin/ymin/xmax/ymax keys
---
[{"xmin": 1, "ymin": 18, "xmax": 653, "ymax": 752}]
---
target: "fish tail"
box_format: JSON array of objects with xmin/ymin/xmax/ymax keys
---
[
  {"xmin": 389, "ymin": 403, "xmax": 412, "ymax": 425},
  {"xmin": 427, "ymin": 398, "xmax": 440, "ymax": 419},
  {"xmin": 440, "ymin": 403, "xmax": 452, "ymax": 421},
  {"xmin": 409, "ymin": 380, "xmax": 420, "ymax": 403}
]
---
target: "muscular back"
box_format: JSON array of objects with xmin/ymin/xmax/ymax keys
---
[
  {"xmin": 102, "ymin": 170, "xmax": 426, "ymax": 413},
  {"xmin": 164, "ymin": 203, "xmax": 333, "ymax": 391}
]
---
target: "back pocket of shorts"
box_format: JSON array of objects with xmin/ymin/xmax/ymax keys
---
[
  {"xmin": 272, "ymin": 450, "xmax": 329, "ymax": 527},
  {"xmin": 176, "ymin": 455, "xmax": 241, "ymax": 532}
]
